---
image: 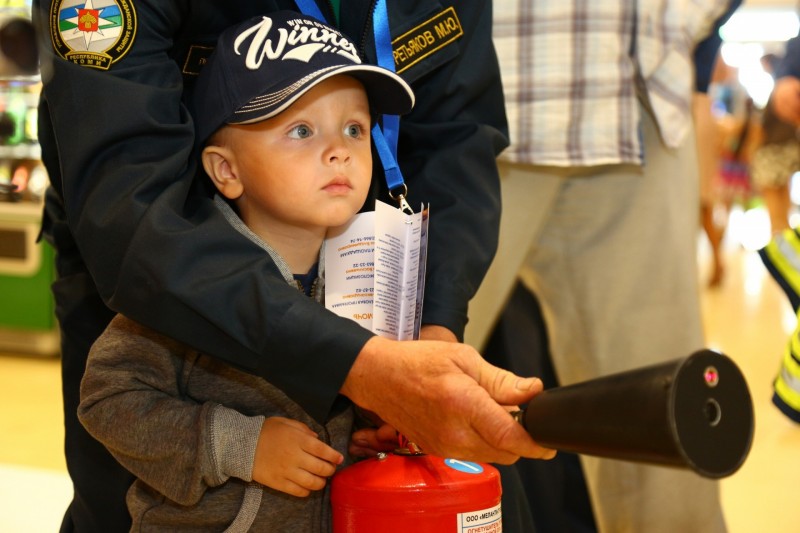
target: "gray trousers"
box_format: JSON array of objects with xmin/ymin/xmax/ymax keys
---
[{"xmin": 469, "ymin": 107, "xmax": 726, "ymax": 533}]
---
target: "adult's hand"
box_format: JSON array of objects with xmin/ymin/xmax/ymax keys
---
[
  {"xmin": 340, "ymin": 336, "xmax": 556, "ymax": 464},
  {"xmin": 419, "ymin": 324, "xmax": 459, "ymax": 342},
  {"xmin": 349, "ymin": 422, "xmax": 399, "ymax": 458},
  {"xmin": 771, "ymin": 76, "xmax": 800, "ymax": 126}
]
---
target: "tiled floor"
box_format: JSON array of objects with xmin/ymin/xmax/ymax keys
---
[
  {"xmin": 1, "ymin": 209, "xmax": 799, "ymax": 532},
  {"xmin": 0, "ymin": 354, "xmax": 70, "ymax": 531},
  {"xmin": 697, "ymin": 210, "xmax": 800, "ymax": 533}
]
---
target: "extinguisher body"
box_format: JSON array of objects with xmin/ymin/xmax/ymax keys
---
[{"xmin": 331, "ymin": 453, "xmax": 502, "ymax": 533}]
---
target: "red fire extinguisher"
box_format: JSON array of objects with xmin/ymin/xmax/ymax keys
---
[{"xmin": 331, "ymin": 449, "xmax": 502, "ymax": 532}]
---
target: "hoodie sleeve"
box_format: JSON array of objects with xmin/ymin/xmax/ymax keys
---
[{"xmin": 78, "ymin": 315, "xmax": 261, "ymax": 505}]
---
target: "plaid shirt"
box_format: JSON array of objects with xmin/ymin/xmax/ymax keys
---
[{"xmin": 494, "ymin": 0, "xmax": 730, "ymax": 167}]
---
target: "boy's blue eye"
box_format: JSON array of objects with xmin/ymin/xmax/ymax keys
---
[
  {"xmin": 289, "ymin": 125, "xmax": 312, "ymax": 139},
  {"xmin": 345, "ymin": 124, "xmax": 362, "ymax": 138}
]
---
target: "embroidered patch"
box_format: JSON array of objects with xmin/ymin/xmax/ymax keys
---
[
  {"xmin": 49, "ymin": 0, "xmax": 137, "ymax": 70},
  {"xmin": 392, "ymin": 6, "xmax": 463, "ymax": 74}
]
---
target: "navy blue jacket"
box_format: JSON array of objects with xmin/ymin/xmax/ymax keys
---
[{"xmin": 33, "ymin": 0, "xmax": 507, "ymax": 423}]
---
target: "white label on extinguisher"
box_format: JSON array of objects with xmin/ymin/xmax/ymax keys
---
[{"xmin": 457, "ymin": 503, "xmax": 502, "ymax": 532}]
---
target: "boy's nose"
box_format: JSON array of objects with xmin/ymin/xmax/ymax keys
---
[{"xmin": 326, "ymin": 139, "xmax": 351, "ymax": 164}]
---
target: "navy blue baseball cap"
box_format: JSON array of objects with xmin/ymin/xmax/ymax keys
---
[{"xmin": 192, "ymin": 11, "xmax": 415, "ymax": 144}]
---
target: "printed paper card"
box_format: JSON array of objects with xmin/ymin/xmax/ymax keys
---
[
  {"xmin": 325, "ymin": 200, "xmax": 429, "ymax": 340},
  {"xmin": 324, "ymin": 211, "xmax": 376, "ymax": 331}
]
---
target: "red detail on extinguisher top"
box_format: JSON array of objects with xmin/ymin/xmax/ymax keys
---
[{"xmin": 331, "ymin": 453, "xmax": 502, "ymax": 533}]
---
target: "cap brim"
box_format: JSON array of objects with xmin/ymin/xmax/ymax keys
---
[{"xmin": 230, "ymin": 64, "xmax": 415, "ymax": 126}]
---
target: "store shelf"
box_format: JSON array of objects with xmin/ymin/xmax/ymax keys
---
[{"xmin": 0, "ymin": 2, "xmax": 57, "ymax": 356}]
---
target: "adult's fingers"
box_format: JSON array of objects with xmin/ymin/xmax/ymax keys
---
[
  {"xmin": 411, "ymin": 370, "xmax": 556, "ymax": 464},
  {"xmin": 341, "ymin": 337, "xmax": 555, "ymax": 463}
]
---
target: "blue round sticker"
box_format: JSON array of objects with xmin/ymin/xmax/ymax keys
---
[{"xmin": 444, "ymin": 458, "xmax": 484, "ymax": 474}]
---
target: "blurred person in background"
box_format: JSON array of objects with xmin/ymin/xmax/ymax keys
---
[
  {"xmin": 487, "ymin": 1, "xmax": 740, "ymax": 531},
  {"xmin": 771, "ymin": 32, "xmax": 800, "ymax": 126},
  {"xmin": 751, "ymin": 52, "xmax": 799, "ymax": 236},
  {"xmin": 758, "ymin": 28, "xmax": 800, "ymax": 425},
  {"xmin": 704, "ymin": 86, "xmax": 759, "ymax": 286}
]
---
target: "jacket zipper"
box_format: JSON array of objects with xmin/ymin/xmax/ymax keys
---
[
  {"xmin": 312, "ymin": 0, "xmax": 379, "ymax": 62},
  {"xmin": 358, "ymin": 0, "xmax": 380, "ymax": 61}
]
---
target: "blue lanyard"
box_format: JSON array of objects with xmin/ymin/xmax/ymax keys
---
[
  {"xmin": 370, "ymin": 0, "xmax": 399, "ymax": 156},
  {"xmin": 293, "ymin": 0, "xmax": 325, "ymax": 20},
  {"xmin": 293, "ymin": 0, "xmax": 409, "ymax": 209}
]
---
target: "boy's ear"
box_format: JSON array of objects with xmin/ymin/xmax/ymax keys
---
[{"xmin": 202, "ymin": 145, "xmax": 244, "ymax": 200}]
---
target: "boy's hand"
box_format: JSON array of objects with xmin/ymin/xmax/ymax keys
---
[{"xmin": 252, "ymin": 417, "xmax": 343, "ymax": 497}]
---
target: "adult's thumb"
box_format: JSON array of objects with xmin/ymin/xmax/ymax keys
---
[{"xmin": 479, "ymin": 361, "xmax": 544, "ymax": 405}]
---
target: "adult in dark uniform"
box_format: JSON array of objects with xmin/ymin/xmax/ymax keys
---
[{"xmin": 31, "ymin": 1, "xmax": 550, "ymax": 531}]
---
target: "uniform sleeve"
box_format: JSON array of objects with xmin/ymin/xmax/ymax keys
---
[
  {"xmin": 32, "ymin": 0, "xmax": 372, "ymax": 422},
  {"xmin": 395, "ymin": 0, "xmax": 508, "ymax": 338},
  {"xmin": 78, "ymin": 316, "xmax": 228, "ymax": 505}
]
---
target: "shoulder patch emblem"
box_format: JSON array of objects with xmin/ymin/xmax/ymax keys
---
[
  {"xmin": 392, "ymin": 6, "xmax": 463, "ymax": 74},
  {"xmin": 49, "ymin": 0, "xmax": 137, "ymax": 70}
]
